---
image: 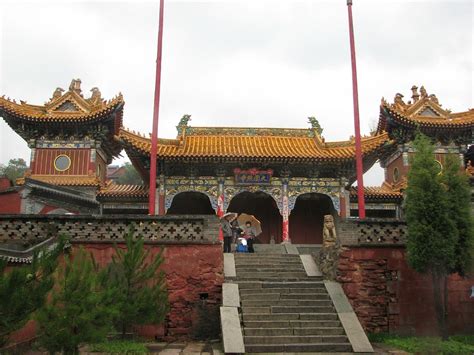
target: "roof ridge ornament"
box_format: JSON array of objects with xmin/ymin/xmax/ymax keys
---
[
  {"xmin": 69, "ymin": 78, "xmax": 82, "ymax": 97},
  {"xmin": 308, "ymin": 116, "xmax": 323, "ymax": 135},
  {"xmin": 177, "ymin": 114, "xmax": 191, "ymax": 136}
]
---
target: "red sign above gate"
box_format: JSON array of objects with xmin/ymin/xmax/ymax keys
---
[{"xmin": 233, "ymin": 168, "xmax": 273, "ymax": 185}]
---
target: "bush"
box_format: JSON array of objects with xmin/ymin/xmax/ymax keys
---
[{"xmin": 90, "ymin": 340, "xmax": 148, "ymax": 354}]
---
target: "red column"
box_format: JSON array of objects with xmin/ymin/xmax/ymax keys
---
[
  {"xmin": 281, "ymin": 182, "xmax": 290, "ymax": 243},
  {"xmin": 149, "ymin": 0, "xmax": 165, "ymax": 215},
  {"xmin": 158, "ymin": 174, "xmax": 165, "ymax": 215},
  {"xmin": 347, "ymin": 0, "xmax": 366, "ymax": 219},
  {"xmin": 216, "ymin": 179, "xmax": 225, "ymax": 241}
]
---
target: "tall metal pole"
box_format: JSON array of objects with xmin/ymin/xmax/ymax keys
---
[
  {"xmin": 149, "ymin": 0, "xmax": 165, "ymax": 215},
  {"xmin": 347, "ymin": 0, "xmax": 366, "ymax": 219}
]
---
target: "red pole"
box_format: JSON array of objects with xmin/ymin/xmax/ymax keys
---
[
  {"xmin": 149, "ymin": 0, "xmax": 165, "ymax": 215},
  {"xmin": 346, "ymin": 0, "xmax": 366, "ymax": 219}
]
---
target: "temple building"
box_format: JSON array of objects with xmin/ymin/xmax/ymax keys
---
[{"xmin": 1, "ymin": 80, "xmax": 473, "ymax": 244}]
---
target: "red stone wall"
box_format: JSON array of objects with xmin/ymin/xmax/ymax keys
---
[
  {"xmin": 338, "ymin": 247, "xmax": 474, "ymax": 336},
  {"xmin": 80, "ymin": 242, "xmax": 223, "ymax": 339}
]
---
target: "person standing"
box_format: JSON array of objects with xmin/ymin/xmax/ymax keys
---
[
  {"xmin": 221, "ymin": 213, "xmax": 236, "ymax": 253},
  {"xmin": 243, "ymin": 221, "xmax": 257, "ymax": 253}
]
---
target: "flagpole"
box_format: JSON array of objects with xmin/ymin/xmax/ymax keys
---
[
  {"xmin": 149, "ymin": 0, "xmax": 165, "ymax": 215},
  {"xmin": 346, "ymin": 0, "xmax": 366, "ymax": 219}
]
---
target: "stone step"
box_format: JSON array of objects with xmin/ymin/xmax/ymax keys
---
[
  {"xmin": 239, "ymin": 287, "xmax": 327, "ymax": 295},
  {"xmin": 244, "ymin": 343, "xmax": 352, "ymax": 353},
  {"xmin": 237, "ymin": 281, "xmax": 324, "ymax": 289},
  {"xmin": 240, "ymin": 293, "xmax": 330, "ymax": 301},
  {"xmin": 244, "ymin": 327, "xmax": 345, "ymax": 336},
  {"xmin": 235, "ymin": 276, "xmax": 314, "ymax": 282},
  {"xmin": 271, "ymin": 306, "xmax": 335, "ymax": 313},
  {"xmin": 234, "ymin": 262, "xmax": 304, "ymax": 267},
  {"xmin": 244, "ymin": 335, "xmax": 348, "ymax": 345},
  {"xmin": 235, "ymin": 271, "xmax": 309, "ymax": 278},
  {"xmin": 242, "ymin": 313, "xmax": 339, "ymax": 321},
  {"xmin": 243, "ymin": 320, "xmax": 342, "ymax": 328},
  {"xmin": 234, "ymin": 253, "xmax": 301, "ymax": 257},
  {"xmin": 235, "ymin": 267, "xmax": 305, "ymax": 272},
  {"xmin": 241, "ymin": 299, "xmax": 333, "ymax": 307}
]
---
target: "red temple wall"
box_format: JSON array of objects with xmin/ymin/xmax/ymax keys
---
[
  {"xmin": 384, "ymin": 155, "xmax": 406, "ymax": 185},
  {"xmin": 6, "ymin": 242, "xmax": 223, "ymax": 346},
  {"xmin": 33, "ymin": 149, "xmax": 91, "ymax": 176},
  {"xmin": 0, "ymin": 191, "xmax": 21, "ymax": 214},
  {"xmin": 338, "ymin": 247, "xmax": 474, "ymax": 336}
]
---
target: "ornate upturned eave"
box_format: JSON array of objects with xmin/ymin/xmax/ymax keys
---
[
  {"xmin": 0, "ymin": 79, "xmax": 124, "ymax": 157},
  {"xmin": 377, "ymin": 85, "xmax": 474, "ymax": 142}
]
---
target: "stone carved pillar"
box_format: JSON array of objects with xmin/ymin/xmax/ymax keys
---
[{"xmin": 281, "ymin": 178, "xmax": 290, "ymax": 243}]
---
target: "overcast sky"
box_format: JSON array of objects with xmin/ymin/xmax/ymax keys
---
[{"xmin": 0, "ymin": 0, "xmax": 472, "ymax": 186}]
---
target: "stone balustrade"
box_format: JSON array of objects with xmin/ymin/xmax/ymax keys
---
[
  {"xmin": 338, "ymin": 218, "xmax": 407, "ymax": 246},
  {"xmin": 0, "ymin": 214, "xmax": 220, "ymax": 245}
]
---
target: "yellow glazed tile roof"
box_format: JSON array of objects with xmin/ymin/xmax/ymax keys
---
[
  {"xmin": 379, "ymin": 85, "xmax": 474, "ymax": 131},
  {"xmin": 97, "ymin": 182, "xmax": 148, "ymax": 198},
  {"xmin": 16, "ymin": 175, "xmax": 102, "ymax": 187},
  {"xmin": 119, "ymin": 128, "xmax": 391, "ymax": 162},
  {"xmin": 350, "ymin": 185, "xmax": 403, "ymax": 200},
  {"xmin": 0, "ymin": 79, "xmax": 123, "ymax": 123}
]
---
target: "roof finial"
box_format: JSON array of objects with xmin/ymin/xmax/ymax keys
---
[
  {"xmin": 89, "ymin": 87, "xmax": 102, "ymax": 104},
  {"xmin": 308, "ymin": 116, "xmax": 323, "ymax": 135},
  {"xmin": 420, "ymin": 85, "xmax": 427, "ymax": 98},
  {"xmin": 69, "ymin": 79, "xmax": 82, "ymax": 97},
  {"xmin": 411, "ymin": 85, "xmax": 419, "ymax": 102}
]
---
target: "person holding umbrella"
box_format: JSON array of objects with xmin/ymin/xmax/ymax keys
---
[
  {"xmin": 237, "ymin": 213, "xmax": 262, "ymax": 254},
  {"xmin": 220, "ymin": 212, "xmax": 237, "ymax": 253}
]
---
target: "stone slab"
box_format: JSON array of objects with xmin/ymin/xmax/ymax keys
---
[
  {"xmin": 285, "ymin": 243, "xmax": 300, "ymax": 255},
  {"xmin": 223, "ymin": 253, "xmax": 236, "ymax": 278},
  {"xmin": 300, "ymin": 254, "xmax": 322, "ymax": 277},
  {"xmin": 222, "ymin": 283, "xmax": 240, "ymax": 308},
  {"xmin": 220, "ymin": 306, "xmax": 245, "ymax": 354},
  {"xmin": 324, "ymin": 281, "xmax": 374, "ymax": 353}
]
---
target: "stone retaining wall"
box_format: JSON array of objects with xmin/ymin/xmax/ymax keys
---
[{"xmin": 1, "ymin": 214, "xmax": 223, "ymax": 343}]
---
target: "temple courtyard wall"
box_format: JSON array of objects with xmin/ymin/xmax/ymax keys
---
[
  {"xmin": 337, "ymin": 219, "xmax": 474, "ymax": 336},
  {"xmin": 1, "ymin": 215, "xmax": 473, "ymax": 346},
  {"xmin": 0, "ymin": 214, "xmax": 223, "ymax": 345}
]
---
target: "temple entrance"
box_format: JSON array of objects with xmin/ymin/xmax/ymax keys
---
[
  {"xmin": 227, "ymin": 191, "xmax": 282, "ymax": 244},
  {"xmin": 289, "ymin": 193, "xmax": 335, "ymax": 244},
  {"xmin": 167, "ymin": 192, "xmax": 215, "ymax": 215}
]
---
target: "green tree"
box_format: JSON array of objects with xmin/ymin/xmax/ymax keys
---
[
  {"xmin": 0, "ymin": 158, "xmax": 28, "ymax": 184},
  {"xmin": 0, "ymin": 238, "xmax": 64, "ymax": 347},
  {"xmin": 405, "ymin": 133, "xmax": 456, "ymax": 340},
  {"xmin": 103, "ymin": 228, "xmax": 168, "ymax": 338},
  {"xmin": 440, "ymin": 154, "xmax": 473, "ymax": 277},
  {"xmin": 36, "ymin": 248, "xmax": 114, "ymax": 354},
  {"xmin": 116, "ymin": 162, "xmax": 142, "ymax": 185}
]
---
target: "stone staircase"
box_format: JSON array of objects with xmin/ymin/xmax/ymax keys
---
[{"xmin": 233, "ymin": 253, "xmax": 353, "ymax": 353}]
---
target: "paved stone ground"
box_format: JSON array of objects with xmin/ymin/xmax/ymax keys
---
[{"xmin": 146, "ymin": 341, "xmax": 223, "ymax": 354}]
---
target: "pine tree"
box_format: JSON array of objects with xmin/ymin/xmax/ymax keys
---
[
  {"xmin": 36, "ymin": 248, "xmax": 114, "ymax": 354},
  {"xmin": 0, "ymin": 238, "xmax": 64, "ymax": 347},
  {"xmin": 405, "ymin": 133, "xmax": 456, "ymax": 340},
  {"xmin": 103, "ymin": 227, "xmax": 168, "ymax": 338},
  {"xmin": 440, "ymin": 154, "xmax": 474, "ymax": 277}
]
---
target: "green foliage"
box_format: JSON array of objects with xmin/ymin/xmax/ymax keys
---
[
  {"xmin": 116, "ymin": 162, "xmax": 143, "ymax": 185},
  {"xmin": 368, "ymin": 334, "xmax": 474, "ymax": 354},
  {"xmin": 405, "ymin": 134, "xmax": 456, "ymax": 274},
  {"xmin": 35, "ymin": 248, "xmax": 115, "ymax": 354},
  {"xmin": 102, "ymin": 227, "xmax": 168, "ymax": 338},
  {"xmin": 0, "ymin": 158, "xmax": 28, "ymax": 185},
  {"xmin": 440, "ymin": 154, "xmax": 474, "ymax": 276},
  {"xmin": 90, "ymin": 340, "xmax": 149, "ymax": 353},
  {"xmin": 0, "ymin": 238, "xmax": 64, "ymax": 347}
]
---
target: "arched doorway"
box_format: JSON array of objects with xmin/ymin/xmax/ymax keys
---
[
  {"xmin": 227, "ymin": 191, "xmax": 282, "ymax": 244},
  {"xmin": 289, "ymin": 193, "xmax": 335, "ymax": 244},
  {"xmin": 167, "ymin": 192, "xmax": 215, "ymax": 215}
]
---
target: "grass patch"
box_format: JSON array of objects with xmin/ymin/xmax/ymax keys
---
[
  {"xmin": 89, "ymin": 340, "xmax": 149, "ymax": 354},
  {"xmin": 368, "ymin": 333, "xmax": 474, "ymax": 354}
]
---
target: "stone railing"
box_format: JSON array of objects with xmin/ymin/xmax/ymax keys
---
[
  {"xmin": 338, "ymin": 218, "xmax": 407, "ymax": 246},
  {"xmin": 0, "ymin": 214, "xmax": 220, "ymax": 244}
]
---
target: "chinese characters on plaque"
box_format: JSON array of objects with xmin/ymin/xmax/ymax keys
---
[{"xmin": 234, "ymin": 168, "xmax": 273, "ymax": 185}]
